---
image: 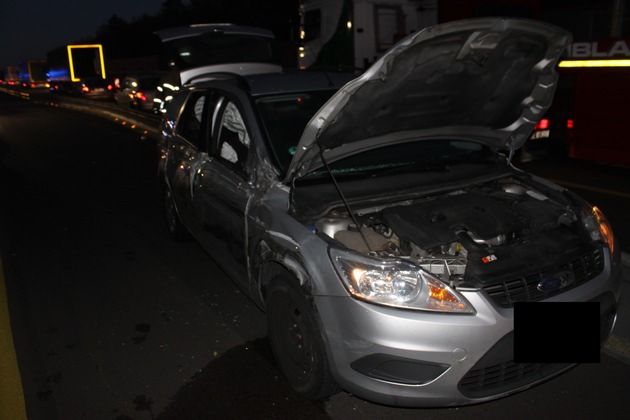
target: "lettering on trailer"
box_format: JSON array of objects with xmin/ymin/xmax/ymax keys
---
[{"xmin": 567, "ymin": 40, "xmax": 630, "ymax": 58}]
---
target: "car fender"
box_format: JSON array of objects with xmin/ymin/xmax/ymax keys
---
[{"xmin": 252, "ymin": 236, "xmax": 311, "ymax": 306}]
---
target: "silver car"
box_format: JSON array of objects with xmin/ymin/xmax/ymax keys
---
[{"xmin": 158, "ymin": 18, "xmax": 622, "ymax": 406}]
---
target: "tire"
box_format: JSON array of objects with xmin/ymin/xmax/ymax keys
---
[
  {"xmin": 163, "ymin": 185, "xmax": 190, "ymax": 242},
  {"xmin": 266, "ymin": 276, "xmax": 338, "ymax": 400}
]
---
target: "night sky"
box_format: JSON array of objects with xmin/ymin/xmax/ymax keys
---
[
  {"xmin": 0, "ymin": 1, "xmax": 617, "ymax": 69},
  {"xmin": 0, "ymin": 0, "xmax": 164, "ymax": 66}
]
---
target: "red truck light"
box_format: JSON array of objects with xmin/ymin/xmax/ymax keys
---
[{"xmin": 534, "ymin": 118, "xmax": 550, "ymax": 130}]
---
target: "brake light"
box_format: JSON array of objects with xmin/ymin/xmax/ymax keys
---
[
  {"xmin": 82, "ymin": 86, "xmax": 90, "ymax": 93},
  {"xmin": 135, "ymin": 92, "xmax": 147, "ymax": 102},
  {"xmin": 567, "ymin": 119, "xmax": 574, "ymax": 129},
  {"xmin": 535, "ymin": 118, "xmax": 550, "ymax": 130}
]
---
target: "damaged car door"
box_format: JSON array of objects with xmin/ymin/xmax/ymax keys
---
[
  {"xmin": 164, "ymin": 90, "xmax": 210, "ymax": 236},
  {"xmin": 191, "ymin": 94, "xmax": 254, "ymax": 286}
]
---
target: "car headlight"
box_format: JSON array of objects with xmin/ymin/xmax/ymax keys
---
[
  {"xmin": 330, "ymin": 248, "xmax": 474, "ymax": 313},
  {"xmin": 581, "ymin": 205, "xmax": 615, "ymax": 254}
]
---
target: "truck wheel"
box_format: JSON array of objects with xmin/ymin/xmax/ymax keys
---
[
  {"xmin": 266, "ymin": 275, "xmax": 338, "ymax": 400},
  {"xmin": 163, "ymin": 186, "xmax": 189, "ymax": 242}
]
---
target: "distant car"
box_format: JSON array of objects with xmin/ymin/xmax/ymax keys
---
[
  {"xmin": 49, "ymin": 81, "xmax": 74, "ymax": 94},
  {"xmin": 158, "ymin": 18, "xmax": 622, "ymax": 407},
  {"xmin": 114, "ymin": 75, "xmax": 162, "ymax": 112},
  {"xmin": 77, "ymin": 77, "xmax": 114, "ymax": 100},
  {"xmin": 153, "ymin": 23, "xmax": 283, "ymax": 113}
]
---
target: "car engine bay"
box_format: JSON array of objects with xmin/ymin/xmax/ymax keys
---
[{"xmin": 314, "ymin": 176, "xmax": 593, "ymax": 288}]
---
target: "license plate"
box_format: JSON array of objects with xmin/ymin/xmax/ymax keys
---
[{"xmin": 530, "ymin": 129, "xmax": 550, "ymax": 140}]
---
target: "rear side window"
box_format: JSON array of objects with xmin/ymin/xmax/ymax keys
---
[
  {"xmin": 176, "ymin": 92, "xmax": 207, "ymax": 149},
  {"xmin": 216, "ymin": 100, "xmax": 251, "ymax": 170}
]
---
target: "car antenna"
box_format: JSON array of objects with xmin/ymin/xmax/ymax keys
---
[{"xmin": 316, "ymin": 139, "xmax": 374, "ymax": 253}]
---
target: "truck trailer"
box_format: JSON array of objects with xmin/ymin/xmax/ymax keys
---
[
  {"xmin": 3, "ymin": 65, "xmax": 20, "ymax": 86},
  {"xmin": 298, "ymin": 0, "xmax": 437, "ymax": 70},
  {"xmin": 47, "ymin": 44, "xmax": 107, "ymax": 92},
  {"xmin": 19, "ymin": 60, "xmax": 49, "ymax": 88}
]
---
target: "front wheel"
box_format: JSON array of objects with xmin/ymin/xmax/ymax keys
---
[{"xmin": 266, "ymin": 276, "xmax": 338, "ymax": 400}]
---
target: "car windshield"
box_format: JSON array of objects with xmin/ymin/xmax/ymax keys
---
[
  {"xmin": 255, "ymin": 90, "xmax": 339, "ymax": 174},
  {"xmin": 300, "ymin": 139, "xmax": 496, "ymax": 181},
  {"xmin": 163, "ymin": 33, "xmax": 279, "ymax": 70}
]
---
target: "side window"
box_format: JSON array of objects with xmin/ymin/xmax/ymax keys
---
[
  {"xmin": 216, "ymin": 100, "xmax": 250, "ymax": 169},
  {"xmin": 175, "ymin": 92, "xmax": 207, "ymax": 149}
]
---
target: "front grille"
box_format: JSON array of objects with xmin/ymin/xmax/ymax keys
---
[
  {"xmin": 458, "ymin": 331, "xmax": 574, "ymax": 398},
  {"xmin": 460, "ymin": 290, "xmax": 614, "ymax": 399},
  {"xmin": 482, "ymin": 247, "xmax": 604, "ymax": 307},
  {"xmin": 459, "ymin": 361, "xmax": 573, "ymax": 398}
]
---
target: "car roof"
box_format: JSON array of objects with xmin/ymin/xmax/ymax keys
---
[
  {"xmin": 189, "ymin": 71, "xmax": 357, "ymax": 96},
  {"xmin": 154, "ymin": 23, "xmax": 275, "ymax": 42}
]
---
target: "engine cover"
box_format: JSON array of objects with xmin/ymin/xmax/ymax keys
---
[{"xmin": 381, "ymin": 193, "xmax": 524, "ymax": 249}]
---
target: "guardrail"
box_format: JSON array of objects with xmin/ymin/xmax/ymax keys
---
[{"xmin": 1, "ymin": 85, "xmax": 162, "ymax": 140}]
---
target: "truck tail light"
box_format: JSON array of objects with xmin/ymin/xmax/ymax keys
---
[{"xmin": 535, "ymin": 118, "xmax": 550, "ymax": 130}]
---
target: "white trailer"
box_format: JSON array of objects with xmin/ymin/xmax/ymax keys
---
[{"xmin": 298, "ymin": 0, "xmax": 437, "ymax": 70}]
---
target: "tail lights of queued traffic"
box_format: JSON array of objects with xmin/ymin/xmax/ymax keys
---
[
  {"xmin": 21, "ymin": 81, "xmax": 50, "ymax": 89},
  {"xmin": 530, "ymin": 117, "xmax": 574, "ymax": 140},
  {"xmin": 81, "ymin": 83, "xmax": 115, "ymax": 94},
  {"xmin": 134, "ymin": 91, "xmax": 148, "ymax": 103}
]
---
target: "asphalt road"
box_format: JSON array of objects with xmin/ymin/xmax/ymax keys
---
[{"xmin": 1, "ymin": 89, "xmax": 629, "ymax": 420}]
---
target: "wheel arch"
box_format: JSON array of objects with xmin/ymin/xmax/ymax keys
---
[
  {"xmin": 263, "ymin": 257, "xmax": 340, "ymax": 399},
  {"xmin": 252, "ymin": 239, "xmax": 312, "ymax": 309}
]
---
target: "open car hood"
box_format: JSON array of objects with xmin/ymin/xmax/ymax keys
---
[{"xmin": 286, "ymin": 18, "xmax": 571, "ymax": 182}]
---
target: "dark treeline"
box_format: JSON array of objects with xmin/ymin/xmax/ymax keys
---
[{"xmin": 83, "ymin": 0, "xmax": 300, "ymax": 60}]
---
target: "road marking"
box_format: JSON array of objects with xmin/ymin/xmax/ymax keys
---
[
  {"xmin": 0, "ymin": 256, "xmax": 27, "ymax": 420},
  {"xmin": 548, "ymin": 178, "xmax": 630, "ymax": 200},
  {"xmin": 0, "ymin": 87, "xmax": 30, "ymax": 99}
]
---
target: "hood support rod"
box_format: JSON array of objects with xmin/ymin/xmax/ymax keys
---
[{"xmin": 316, "ymin": 140, "xmax": 374, "ymax": 254}]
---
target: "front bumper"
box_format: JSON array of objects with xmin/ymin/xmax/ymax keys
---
[{"xmin": 313, "ymin": 250, "xmax": 622, "ymax": 407}]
